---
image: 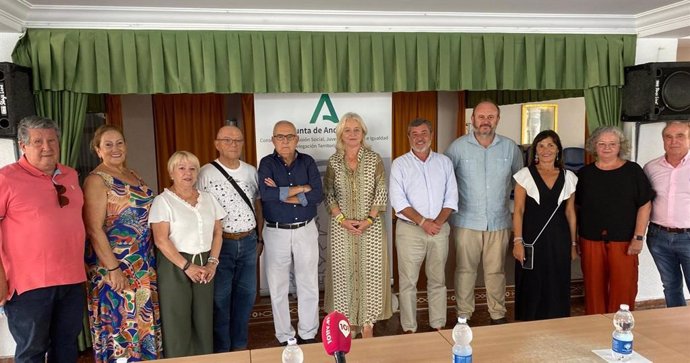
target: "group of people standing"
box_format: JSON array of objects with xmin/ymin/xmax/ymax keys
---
[{"xmin": 1, "ymin": 99, "xmax": 689, "ymax": 363}]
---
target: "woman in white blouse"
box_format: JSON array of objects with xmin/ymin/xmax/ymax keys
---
[{"xmin": 150, "ymin": 151, "xmax": 226, "ymax": 358}]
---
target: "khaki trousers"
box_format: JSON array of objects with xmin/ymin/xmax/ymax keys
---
[
  {"xmin": 396, "ymin": 220, "xmax": 450, "ymax": 332},
  {"xmin": 453, "ymin": 228, "xmax": 510, "ymax": 320}
]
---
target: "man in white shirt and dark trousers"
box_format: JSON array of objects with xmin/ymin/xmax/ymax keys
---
[
  {"xmin": 198, "ymin": 125, "xmax": 263, "ymax": 352},
  {"xmin": 389, "ymin": 118, "xmax": 458, "ymax": 333}
]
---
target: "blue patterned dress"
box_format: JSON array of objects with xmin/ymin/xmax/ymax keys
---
[{"xmin": 85, "ymin": 172, "xmax": 162, "ymax": 362}]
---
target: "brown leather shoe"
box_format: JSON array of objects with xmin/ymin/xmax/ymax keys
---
[{"xmin": 403, "ymin": 330, "xmax": 414, "ymax": 334}]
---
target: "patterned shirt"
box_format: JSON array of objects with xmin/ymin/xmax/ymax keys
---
[{"xmin": 198, "ymin": 160, "xmax": 259, "ymax": 233}]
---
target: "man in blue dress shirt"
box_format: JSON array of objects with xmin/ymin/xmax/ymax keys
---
[
  {"xmin": 258, "ymin": 120, "xmax": 323, "ymax": 345},
  {"xmin": 445, "ymin": 100, "xmax": 523, "ymax": 325},
  {"xmin": 390, "ymin": 118, "xmax": 458, "ymax": 333}
]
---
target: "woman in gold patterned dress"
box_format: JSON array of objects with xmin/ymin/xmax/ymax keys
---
[{"xmin": 324, "ymin": 112, "xmax": 392, "ymax": 338}]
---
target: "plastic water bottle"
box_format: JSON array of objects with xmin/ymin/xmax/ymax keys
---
[
  {"xmin": 0, "ymin": 306, "xmax": 5, "ymax": 317},
  {"xmin": 282, "ymin": 337, "xmax": 304, "ymax": 363},
  {"xmin": 612, "ymin": 304, "xmax": 635, "ymax": 361},
  {"xmin": 452, "ymin": 316, "xmax": 473, "ymax": 363}
]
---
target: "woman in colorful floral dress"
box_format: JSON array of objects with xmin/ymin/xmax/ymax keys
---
[{"xmin": 84, "ymin": 125, "xmax": 162, "ymax": 362}]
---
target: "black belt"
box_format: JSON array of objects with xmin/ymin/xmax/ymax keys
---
[
  {"xmin": 265, "ymin": 219, "xmax": 312, "ymax": 230},
  {"xmin": 650, "ymin": 222, "xmax": 690, "ymax": 234}
]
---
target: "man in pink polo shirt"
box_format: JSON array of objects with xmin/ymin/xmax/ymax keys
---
[
  {"xmin": 644, "ymin": 121, "xmax": 690, "ymax": 308},
  {"xmin": 0, "ymin": 116, "xmax": 86, "ymax": 363}
]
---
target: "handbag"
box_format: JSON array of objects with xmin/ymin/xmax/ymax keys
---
[
  {"xmin": 211, "ymin": 161, "xmax": 259, "ymax": 236},
  {"xmin": 522, "ymin": 201, "xmax": 561, "ymax": 270}
]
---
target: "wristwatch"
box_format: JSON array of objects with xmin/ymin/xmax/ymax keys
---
[{"xmin": 634, "ymin": 235, "xmax": 645, "ymax": 241}]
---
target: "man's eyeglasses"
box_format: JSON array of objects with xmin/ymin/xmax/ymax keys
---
[
  {"xmin": 216, "ymin": 138, "xmax": 244, "ymax": 145},
  {"xmin": 54, "ymin": 183, "xmax": 70, "ymax": 208},
  {"xmin": 273, "ymin": 134, "xmax": 297, "ymax": 142}
]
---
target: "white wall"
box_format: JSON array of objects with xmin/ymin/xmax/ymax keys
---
[
  {"xmin": 121, "ymin": 95, "xmax": 158, "ymax": 194},
  {"xmin": 462, "ymin": 97, "xmax": 587, "ymax": 148},
  {"xmin": 628, "ymin": 38, "xmax": 690, "ymax": 302},
  {"xmin": 437, "ymin": 91, "xmax": 458, "ymax": 153},
  {"xmin": 0, "ymin": 31, "xmax": 21, "ymax": 359}
]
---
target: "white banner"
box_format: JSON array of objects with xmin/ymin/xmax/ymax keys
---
[{"xmin": 254, "ymin": 93, "xmax": 393, "ymax": 295}]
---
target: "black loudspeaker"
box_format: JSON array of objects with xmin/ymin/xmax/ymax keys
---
[
  {"xmin": 621, "ymin": 62, "xmax": 690, "ymax": 122},
  {"xmin": 0, "ymin": 62, "xmax": 36, "ymax": 137}
]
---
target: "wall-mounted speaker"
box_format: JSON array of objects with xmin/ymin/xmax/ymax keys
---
[
  {"xmin": 0, "ymin": 62, "xmax": 36, "ymax": 138},
  {"xmin": 621, "ymin": 62, "xmax": 690, "ymax": 122}
]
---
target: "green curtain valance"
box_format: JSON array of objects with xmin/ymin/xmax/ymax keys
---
[{"xmin": 12, "ymin": 29, "xmax": 636, "ymax": 94}]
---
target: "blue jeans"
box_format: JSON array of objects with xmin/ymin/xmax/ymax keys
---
[
  {"xmin": 213, "ymin": 231, "xmax": 258, "ymax": 351},
  {"xmin": 4, "ymin": 283, "xmax": 85, "ymax": 363},
  {"xmin": 647, "ymin": 224, "xmax": 690, "ymax": 307}
]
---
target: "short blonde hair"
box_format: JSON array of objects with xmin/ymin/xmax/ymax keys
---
[
  {"xmin": 167, "ymin": 151, "xmax": 200, "ymax": 176},
  {"xmin": 335, "ymin": 112, "xmax": 370, "ymax": 153}
]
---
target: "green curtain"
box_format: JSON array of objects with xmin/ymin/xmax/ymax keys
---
[
  {"xmin": 584, "ymin": 86, "xmax": 622, "ymax": 131},
  {"xmin": 34, "ymin": 90, "xmax": 88, "ymax": 167},
  {"xmin": 467, "ymin": 89, "xmax": 584, "ymax": 107},
  {"xmin": 12, "ymin": 29, "xmax": 636, "ymax": 94},
  {"xmin": 34, "ymin": 90, "xmax": 92, "ymax": 351}
]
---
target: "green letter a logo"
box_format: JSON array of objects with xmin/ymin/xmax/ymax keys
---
[{"xmin": 309, "ymin": 94, "xmax": 339, "ymax": 124}]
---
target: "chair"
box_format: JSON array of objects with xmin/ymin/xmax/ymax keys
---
[{"xmin": 562, "ymin": 147, "xmax": 585, "ymax": 172}]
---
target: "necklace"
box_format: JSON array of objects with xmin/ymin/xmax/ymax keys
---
[{"xmin": 170, "ymin": 185, "xmax": 198, "ymax": 202}]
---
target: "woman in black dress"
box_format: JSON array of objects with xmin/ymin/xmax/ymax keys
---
[{"xmin": 512, "ymin": 130, "xmax": 578, "ymax": 321}]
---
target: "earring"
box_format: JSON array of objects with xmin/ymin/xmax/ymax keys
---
[{"xmin": 534, "ymin": 154, "xmax": 539, "ymax": 164}]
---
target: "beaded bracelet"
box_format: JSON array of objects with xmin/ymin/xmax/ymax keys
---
[{"xmin": 207, "ymin": 256, "xmax": 220, "ymax": 265}]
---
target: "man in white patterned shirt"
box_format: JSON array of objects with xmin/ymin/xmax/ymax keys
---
[{"xmin": 198, "ymin": 125, "xmax": 263, "ymax": 352}]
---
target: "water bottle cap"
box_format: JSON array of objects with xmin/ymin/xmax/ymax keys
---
[
  {"xmin": 620, "ymin": 304, "xmax": 629, "ymax": 311},
  {"xmin": 457, "ymin": 316, "xmax": 467, "ymax": 324},
  {"xmin": 287, "ymin": 337, "xmax": 298, "ymax": 346}
]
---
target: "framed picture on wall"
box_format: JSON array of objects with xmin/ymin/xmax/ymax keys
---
[{"xmin": 521, "ymin": 103, "xmax": 559, "ymax": 144}]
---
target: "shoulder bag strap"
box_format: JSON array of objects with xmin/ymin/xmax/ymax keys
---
[
  {"xmin": 211, "ymin": 161, "xmax": 256, "ymax": 217},
  {"xmin": 523, "ymin": 201, "xmax": 561, "ymax": 247}
]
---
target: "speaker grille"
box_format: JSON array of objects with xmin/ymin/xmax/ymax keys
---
[{"xmin": 662, "ymin": 71, "xmax": 690, "ymax": 112}]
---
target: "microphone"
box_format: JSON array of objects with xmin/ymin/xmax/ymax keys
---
[{"xmin": 322, "ymin": 310, "xmax": 352, "ymax": 363}]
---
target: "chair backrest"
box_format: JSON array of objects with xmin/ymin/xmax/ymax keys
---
[{"xmin": 563, "ymin": 147, "xmax": 585, "ymax": 172}]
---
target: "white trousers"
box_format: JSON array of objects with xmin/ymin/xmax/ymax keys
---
[{"xmin": 263, "ymin": 220, "xmax": 319, "ymax": 343}]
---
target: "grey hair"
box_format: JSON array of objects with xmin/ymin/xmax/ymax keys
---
[
  {"xmin": 407, "ymin": 118, "xmax": 433, "ymax": 134},
  {"xmin": 585, "ymin": 126, "xmax": 630, "ymax": 159},
  {"xmin": 17, "ymin": 116, "xmax": 61, "ymax": 145},
  {"xmin": 662, "ymin": 121, "xmax": 690, "ymax": 135}
]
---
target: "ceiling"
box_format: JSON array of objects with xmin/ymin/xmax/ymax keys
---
[{"xmin": 1, "ymin": 0, "xmax": 690, "ymax": 39}]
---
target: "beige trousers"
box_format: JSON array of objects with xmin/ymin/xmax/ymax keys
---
[
  {"xmin": 453, "ymin": 227, "xmax": 510, "ymax": 320},
  {"xmin": 396, "ymin": 220, "xmax": 450, "ymax": 332}
]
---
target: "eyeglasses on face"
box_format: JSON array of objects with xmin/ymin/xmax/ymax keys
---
[
  {"xmin": 596, "ymin": 142, "xmax": 620, "ymax": 149},
  {"xmin": 216, "ymin": 138, "xmax": 244, "ymax": 145},
  {"xmin": 273, "ymin": 134, "xmax": 297, "ymax": 142},
  {"xmin": 53, "ymin": 183, "xmax": 70, "ymax": 208}
]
